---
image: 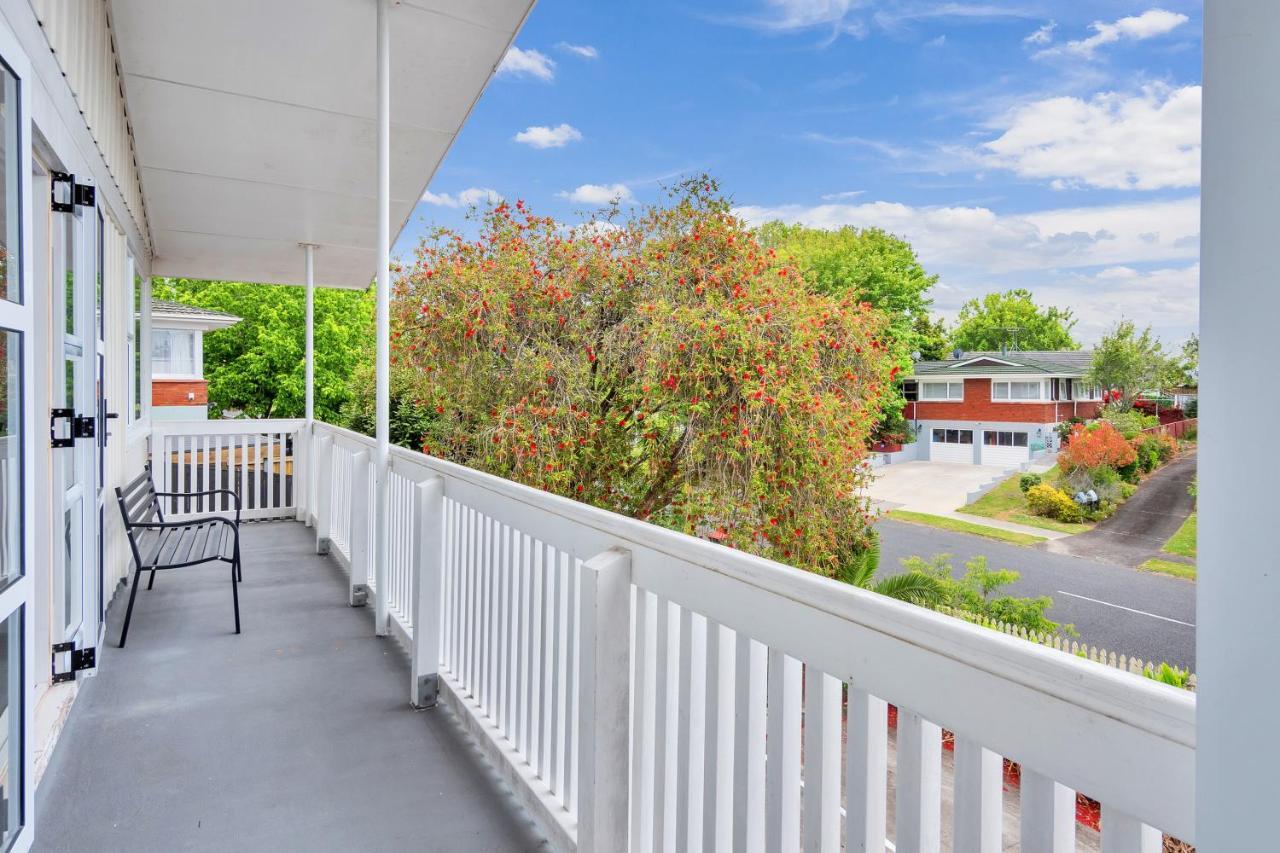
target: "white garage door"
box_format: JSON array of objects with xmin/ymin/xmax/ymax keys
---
[
  {"xmin": 980, "ymin": 430, "xmax": 1031, "ymax": 469},
  {"xmin": 930, "ymin": 428, "xmax": 975, "ymax": 463}
]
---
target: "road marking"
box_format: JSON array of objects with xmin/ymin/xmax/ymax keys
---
[{"xmin": 1056, "ymin": 590, "xmax": 1196, "ymax": 628}]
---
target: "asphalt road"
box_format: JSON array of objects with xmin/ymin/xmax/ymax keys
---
[{"xmin": 877, "ymin": 519, "xmax": 1196, "ymax": 669}]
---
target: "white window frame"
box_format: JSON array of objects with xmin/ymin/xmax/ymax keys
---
[
  {"xmin": 919, "ymin": 380, "xmax": 964, "ymax": 401},
  {"xmin": 992, "ymin": 379, "xmax": 1049, "ymax": 402},
  {"xmin": 931, "ymin": 428, "xmax": 974, "ymax": 445},
  {"xmin": 1075, "ymin": 382, "xmax": 1103, "ymax": 401},
  {"xmin": 982, "ymin": 430, "xmax": 1029, "ymax": 448},
  {"xmin": 151, "ymin": 327, "xmax": 202, "ymax": 380}
]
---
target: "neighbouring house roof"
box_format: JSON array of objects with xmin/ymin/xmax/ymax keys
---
[
  {"xmin": 151, "ymin": 299, "xmax": 242, "ymax": 331},
  {"xmin": 908, "ymin": 350, "xmax": 1094, "ymax": 378}
]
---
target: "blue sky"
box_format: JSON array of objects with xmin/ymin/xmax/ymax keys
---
[{"xmin": 400, "ymin": 1, "xmax": 1202, "ymax": 346}]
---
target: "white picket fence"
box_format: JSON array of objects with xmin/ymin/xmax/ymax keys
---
[
  {"xmin": 292, "ymin": 419, "xmax": 1194, "ymax": 851},
  {"xmin": 939, "ymin": 606, "xmax": 1197, "ymax": 691}
]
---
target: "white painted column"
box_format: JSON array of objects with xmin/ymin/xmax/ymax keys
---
[
  {"xmin": 1200, "ymin": 3, "xmax": 1280, "ymax": 849},
  {"xmin": 373, "ymin": 0, "xmax": 392, "ymax": 636},
  {"xmin": 301, "ymin": 243, "xmax": 316, "ymax": 523}
]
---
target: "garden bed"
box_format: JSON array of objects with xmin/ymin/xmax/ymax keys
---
[{"xmin": 957, "ymin": 466, "xmax": 1095, "ymax": 535}]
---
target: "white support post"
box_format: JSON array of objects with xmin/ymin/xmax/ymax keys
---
[
  {"xmin": 1020, "ymin": 770, "xmax": 1075, "ymax": 853},
  {"xmin": 372, "ymin": 0, "xmax": 392, "ymax": 637},
  {"xmin": 314, "ymin": 434, "xmax": 332, "ymax": 554},
  {"xmin": 1201, "ymin": 4, "xmax": 1280, "ymax": 850},
  {"xmin": 349, "ymin": 450, "xmax": 371, "ymax": 606},
  {"xmin": 411, "ymin": 476, "xmax": 445, "ymax": 707},
  {"xmin": 301, "ymin": 242, "xmax": 316, "ymax": 523},
  {"xmin": 576, "ymin": 548, "xmax": 632, "ymax": 852},
  {"xmin": 1100, "ymin": 806, "xmax": 1161, "ymax": 853}
]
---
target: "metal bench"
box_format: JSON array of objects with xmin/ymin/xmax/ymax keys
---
[{"xmin": 114, "ymin": 462, "xmax": 242, "ymax": 647}]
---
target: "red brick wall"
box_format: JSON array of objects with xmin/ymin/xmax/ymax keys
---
[
  {"xmin": 152, "ymin": 378, "xmax": 208, "ymax": 407},
  {"xmin": 904, "ymin": 378, "xmax": 1102, "ymax": 423}
]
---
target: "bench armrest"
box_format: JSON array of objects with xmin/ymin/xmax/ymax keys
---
[
  {"xmin": 127, "ymin": 515, "xmax": 239, "ymax": 532},
  {"xmin": 155, "ymin": 489, "xmax": 241, "ymax": 522}
]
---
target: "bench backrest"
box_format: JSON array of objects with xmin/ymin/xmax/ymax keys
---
[{"xmin": 116, "ymin": 463, "xmax": 163, "ymax": 531}]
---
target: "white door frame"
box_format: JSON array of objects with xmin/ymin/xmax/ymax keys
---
[{"xmin": 0, "ymin": 11, "xmax": 38, "ymax": 851}]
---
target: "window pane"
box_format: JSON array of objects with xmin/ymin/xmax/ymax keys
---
[
  {"xmin": 0, "ymin": 330, "xmax": 19, "ymax": 588},
  {"xmin": 959, "ymin": 430, "xmax": 973, "ymax": 444},
  {"xmin": 132, "ymin": 273, "xmax": 142, "ymax": 420},
  {"xmin": 0, "ymin": 609, "xmax": 23, "ymax": 842},
  {"xmin": 946, "ymin": 429, "xmax": 958, "ymax": 443},
  {"xmin": 983, "ymin": 431, "xmax": 996, "ymax": 445},
  {"xmin": 0, "ymin": 64, "xmax": 17, "ymax": 303},
  {"xmin": 949, "ymin": 382, "xmax": 962, "ymax": 400},
  {"xmin": 1015, "ymin": 433, "xmax": 1029, "ymax": 447},
  {"xmin": 932, "ymin": 429, "xmax": 944, "ymax": 442},
  {"xmin": 64, "ymin": 216, "xmax": 75, "ymax": 336}
]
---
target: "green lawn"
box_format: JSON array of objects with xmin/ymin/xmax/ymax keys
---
[
  {"xmin": 1163, "ymin": 512, "xmax": 1197, "ymax": 559},
  {"xmin": 957, "ymin": 466, "xmax": 1095, "ymax": 535},
  {"xmin": 886, "ymin": 510, "xmax": 1047, "ymax": 546},
  {"xmin": 1140, "ymin": 557, "xmax": 1197, "ymax": 580}
]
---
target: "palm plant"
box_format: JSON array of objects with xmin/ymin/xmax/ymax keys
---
[{"xmin": 838, "ymin": 533, "xmax": 946, "ymax": 608}]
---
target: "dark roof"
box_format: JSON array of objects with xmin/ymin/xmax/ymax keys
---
[
  {"xmin": 150, "ymin": 299, "xmax": 241, "ymax": 322},
  {"xmin": 909, "ymin": 350, "xmax": 1093, "ymax": 377}
]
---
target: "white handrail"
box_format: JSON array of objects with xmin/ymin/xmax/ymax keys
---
[{"xmin": 308, "ymin": 420, "xmax": 1196, "ymax": 847}]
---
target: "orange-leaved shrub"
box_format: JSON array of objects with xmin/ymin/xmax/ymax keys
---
[
  {"xmin": 388, "ymin": 177, "xmax": 897, "ymax": 577},
  {"xmin": 1059, "ymin": 422, "xmax": 1137, "ymax": 472}
]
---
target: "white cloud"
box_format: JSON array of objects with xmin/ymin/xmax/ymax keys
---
[
  {"xmin": 1023, "ymin": 21, "xmax": 1055, "ymax": 45},
  {"xmin": 421, "ymin": 187, "xmax": 504, "ymax": 208},
  {"xmin": 926, "ymin": 34, "xmax": 946, "ymax": 47},
  {"xmin": 1033, "ymin": 264, "xmax": 1199, "ymax": 343},
  {"xmin": 982, "ymin": 84, "xmax": 1201, "ymax": 190},
  {"xmin": 820, "ymin": 189, "xmax": 865, "ymax": 201},
  {"xmin": 1039, "ymin": 8, "xmax": 1189, "ymax": 59},
  {"xmin": 734, "ymin": 194, "xmax": 1200, "ymax": 341},
  {"xmin": 734, "ymin": 196, "xmax": 1199, "ymax": 274},
  {"xmin": 513, "ymin": 123, "xmax": 583, "ymax": 149},
  {"xmin": 497, "ymin": 46, "xmax": 555, "ymax": 81},
  {"xmin": 556, "ymin": 42, "xmax": 599, "ymax": 59},
  {"xmin": 558, "ymin": 183, "xmax": 635, "ymax": 205}
]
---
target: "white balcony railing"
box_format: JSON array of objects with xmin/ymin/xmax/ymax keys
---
[{"xmin": 155, "ymin": 419, "xmax": 1196, "ymax": 851}]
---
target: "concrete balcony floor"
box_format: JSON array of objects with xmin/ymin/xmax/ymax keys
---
[{"xmin": 34, "ymin": 521, "xmax": 549, "ymax": 852}]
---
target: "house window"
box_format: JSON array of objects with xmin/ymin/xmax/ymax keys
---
[
  {"xmin": 992, "ymin": 380, "xmax": 1046, "ymax": 401},
  {"xmin": 1076, "ymin": 384, "xmax": 1102, "ymax": 400},
  {"xmin": 152, "ymin": 329, "xmax": 198, "ymax": 378},
  {"xmin": 128, "ymin": 260, "xmax": 141, "ymax": 422},
  {"xmin": 920, "ymin": 381, "xmax": 963, "ymax": 401},
  {"xmin": 983, "ymin": 430, "xmax": 1029, "ymax": 447},
  {"xmin": 931, "ymin": 428, "xmax": 973, "ymax": 444},
  {"xmin": 901, "ymin": 380, "xmax": 918, "ymax": 401}
]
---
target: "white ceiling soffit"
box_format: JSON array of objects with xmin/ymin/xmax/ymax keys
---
[{"xmin": 109, "ymin": 0, "xmax": 535, "ymax": 289}]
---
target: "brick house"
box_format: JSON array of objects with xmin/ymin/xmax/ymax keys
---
[
  {"xmin": 150, "ymin": 300, "xmax": 241, "ymax": 420},
  {"xmin": 901, "ymin": 350, "xmax": 1103, "ymax": 468}
]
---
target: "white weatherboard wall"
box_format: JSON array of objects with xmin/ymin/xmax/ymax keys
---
[{"xmin": 1200, "ymin": 2, "xmax": 1278, "ymax": 848}]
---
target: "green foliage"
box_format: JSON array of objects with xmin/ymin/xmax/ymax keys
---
[
  {"xmin": 1087, "ymin": 321, "xmax": 1170, "ymax": 409},
  {"xmin": 1101, "ymin": 408, "xmax": 1154, "ymax": 439},
  {"xmin": 1167, "ymin": 334, "xmax": 1198, "ymax": 388},
  {"xmin": 899, "ymin": 553, "xmax": 1069, "ymax": 635},
  {"xmin": 392, "ymin": 178, "xmax": 898, "ymax": 576},
  {"xmin": 341, "ymin": 363, "xmax": 440, "ymax": 449},
  {"xmin": 911, "ymin": 313, "xmax": 951, "ymax": 361},
  {"xmin": 1055, "ymin": 416, "xmax": 1085, "ymax": 443},
  {"xmin": 949, "ymin": 289, "xmax": 1079, "ymax": 352},
  {"xmin": 1146, "ymin": 662, "xmax": 1193, "ymax": 689},
  {"xmin": 1026, "ymin": 483, "xmax": 1084, "ymax": 523},
  {"xmin": 154, "ymin": 278, "xmax": 374, "ymax": 420},
  {"xmin": 840, "ymin": 531, "xmax": 947, "ymax": 607},
  {"xmin": 1018, "ymin": 473, "xmax": 1042, "ymax": 493}
]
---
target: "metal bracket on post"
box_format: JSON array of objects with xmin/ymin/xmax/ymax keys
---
[
  {"xmin": 350, "ymin": 584, "xmax": 369, "ymax": 608},
  {"xmin": 410, "ymin": 476, "xmax": 445, "ymax": 708}
]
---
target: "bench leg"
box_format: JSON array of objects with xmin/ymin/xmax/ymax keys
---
[
  {"xmin": 120, "ymin": 567, "xmax": 143, "ymax": 648},
  {"xmin": 231, "ymin": 558, "xmax": 241, "ymax": 635},
  {"xmin": 147, "ymin": 569, "xmax": 158, "ymax": 590}
]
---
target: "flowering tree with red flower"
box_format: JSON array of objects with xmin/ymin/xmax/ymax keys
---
[
  {"xmin": 388, "ymin": 178, "xmax": 896, "ymax": 576},
  {"xmin": 1058, "ymin": 422, "xmax": 1137, "ymax": 472}
]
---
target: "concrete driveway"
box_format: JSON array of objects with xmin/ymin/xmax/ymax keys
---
[{"xmin": 867, "ymin": 460, "xmax": 1008, "ymax": 515}]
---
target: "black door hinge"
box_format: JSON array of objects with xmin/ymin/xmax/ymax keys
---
[
  {"xmin": 73, "ymin": 414, "xmax": 96, "ymax": 439},
  {"xmin": 51, "ymin": 170, "xmax": 74, "ymax": 213},
  {"xmin": 52, "ymin": 642, "xmax": 96, "ymax": 684},
  {"xmin": 74, "ymin": 181, "xmax": 96, "ymax": 208}
]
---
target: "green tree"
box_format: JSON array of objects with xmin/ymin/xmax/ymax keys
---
[
  {"xmin": 1168, "ymin": 334, "xmax": 1199, "ymax": 387},
  {"xmin": 1087, "ymin": 320, "xmax": 1170, "ymax": 409},
  {"xmin": 154, "ymin": 279, "xmax": 374, "ymax": 420},
  {"xmin": 950, "ymin": 289, "xmax": 1079, "ymax": 352},
  {"xmin": 388, "ymin": 178, "xmax": 898, "ymax": 577},
  {"xmin": 911, "ymin": 313, "xmax": 951, "ymax": 360},
  {"xmin": 756, "ymin": 221, "xmax": 938, "ymax": 350}
]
